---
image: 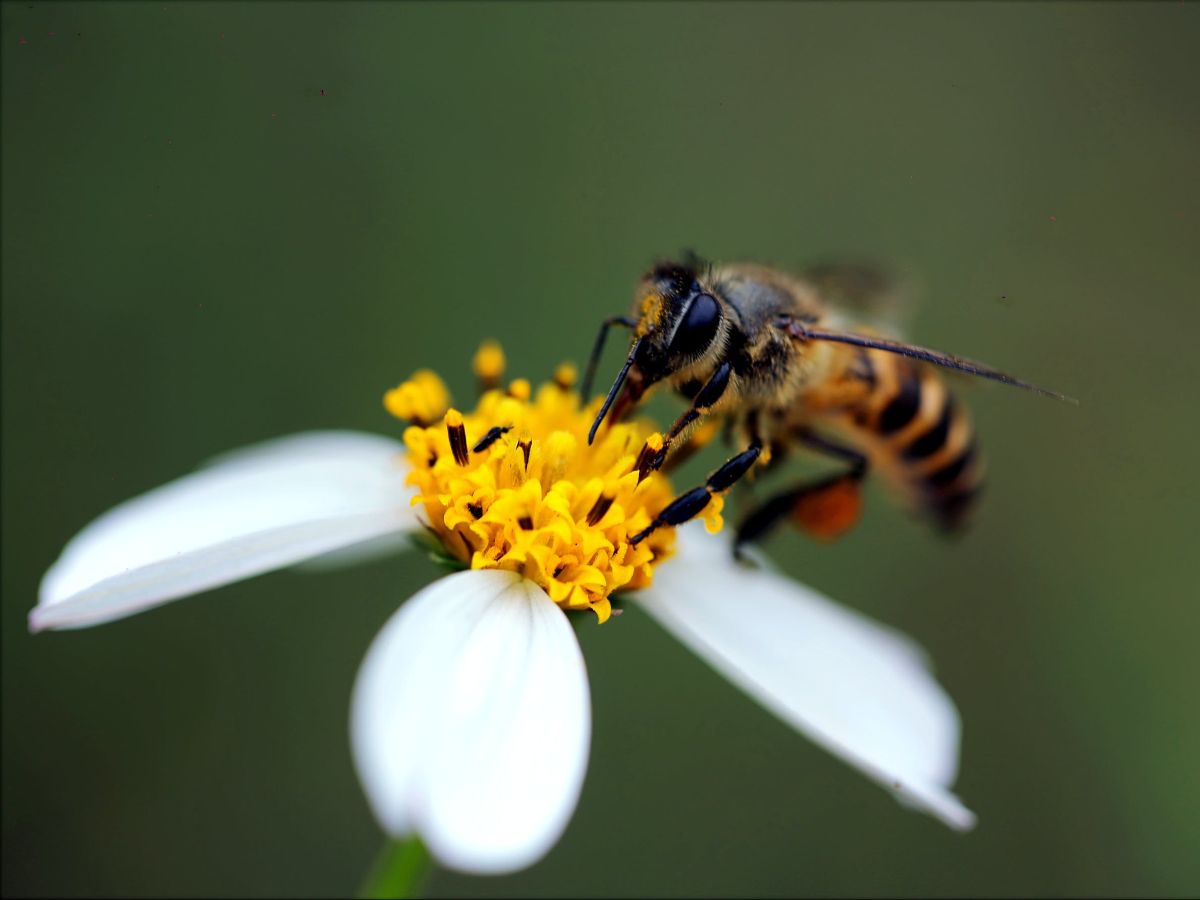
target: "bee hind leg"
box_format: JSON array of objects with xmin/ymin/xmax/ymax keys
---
[
  {"xmin": 734, "ymin": 431, "xmax": 868, "ymax": 555},
  {"xmin": 629, "ymin": 445, "xmax": 761, "ymax": 546}
]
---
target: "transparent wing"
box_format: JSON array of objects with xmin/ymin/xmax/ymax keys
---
[{"xmin": 803, "ymin": 260, "xmax": 915, "ymax": 336}]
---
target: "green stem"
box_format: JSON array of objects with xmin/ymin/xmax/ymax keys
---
[{"xmin": 359, "ymin": 836, "xmax": 432, "ymax": 900}]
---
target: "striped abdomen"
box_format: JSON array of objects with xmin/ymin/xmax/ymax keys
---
[{"xmin": 846, "ymin": 352, "xmax": 984, "ymax": 531}]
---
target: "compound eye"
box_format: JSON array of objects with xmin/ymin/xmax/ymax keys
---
[{"xmin": 669, "ymin": 292, "xmax": 720, "ymax": 359}]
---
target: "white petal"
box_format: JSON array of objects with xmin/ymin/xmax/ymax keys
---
[
  {"xmin": 351, "ymin": 570, "xmax": 591, "ymax": 874},
  {"xmin": 33, "ymin": 431, "xmax": 416, "ymax": 631},
  {"xmin": 637, "ymin": 524, "xmax": 975, "ymax": 830},
  {"xmin": 292, "ymin": 531, "xmax": 414, "ymax": 572}
]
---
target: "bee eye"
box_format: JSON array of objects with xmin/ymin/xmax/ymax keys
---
[{"xmin": 669, "ymin": 292, "xmax": 720, "ymax": 358}]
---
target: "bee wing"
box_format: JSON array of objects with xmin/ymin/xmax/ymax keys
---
[{"xmin": 803, "ymin": 261, "xmax": 915, "ymax": 337}]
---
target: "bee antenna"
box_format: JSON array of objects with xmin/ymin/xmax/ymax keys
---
[
  {"xmin": 794, "ymin": 324, "xmax": 1077, "ymax": 404},
  {"xmin": 588, "ymin": 337, "xmax": 642, "ymax": 445},
  {"xmin": 580, "ymin": 316, "xmax": 635, "ymax": 402},
  {"xmin": 681, "ymin": 248, "xmax": 709, "ymax": 276}
]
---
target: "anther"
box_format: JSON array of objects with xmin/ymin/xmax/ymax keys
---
[
  {"xmin": 467, "ymin": 502, "xmax": 484, "ymax": 519},
  {"xmin": 586, "ymin": 493, "xmax": 615, "ymax": 527},
  {"xmin": 384, "ymin": 370, "xmax": 450, "ymax": 425},
  {"xmin": 518, "ymin": 515, "xmax": 534, "ymax": 530},
  {"xmin": 472, "ymin": 425, "xmax": 512, "ymax": 453},
  {"xmin": 554, "ymin": 363, "xmax": 577, "ymax": 392},
  {"xmin": 473, "ymin": 340, "xmax": 505, "ymax": 392},
  {"xmin": 634, "ymin": 433, "xmax": 665, "ymax": 483},
  {"xmin": 445, "ymin": 409, "xmax": 470, "ymax": 467},
  {"xmin": 517, "ymin": 439, "xmax": 532, "ymax": 470}
]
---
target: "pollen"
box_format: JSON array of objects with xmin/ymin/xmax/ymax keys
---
[
  {"xmin": 388, "ymin": 350, "xmax": 681, "ymax": 623},
  {"xmin": 637, "ymin": 292, "xmax": 664, "ymax": 336}
]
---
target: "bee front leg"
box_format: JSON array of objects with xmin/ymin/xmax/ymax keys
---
[
  {"xmin": 734, "ymin": 430, "xmax": 868, "ymax": 554},
  {"xmin": 642, "ymin": 361, "xmax": 733, "ymax": 475},
  {"xmin": 629, "ymin": 445, "xmax": 761, "ymax": 546}
]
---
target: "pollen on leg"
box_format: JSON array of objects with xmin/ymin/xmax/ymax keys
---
[
  {"xmin": 396, "ymin": 350, "xmax": 687, "ymax": 621},
  {"xmin": 792, "ymin": 476, "xmax": 862, "ymax": 541}
]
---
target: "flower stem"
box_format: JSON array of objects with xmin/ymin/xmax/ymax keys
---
[{"xmin": 359, "ymin": 836, "xmax": 432, "ymax": 900}]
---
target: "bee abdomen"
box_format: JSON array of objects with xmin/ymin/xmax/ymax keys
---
[
  {"xmin": 923, "ymin": 438, "xmax": 984, "ymax": 532},
  {"xmin": 859, "ymin": 358, "xmax": 984, "ymax": 531}
]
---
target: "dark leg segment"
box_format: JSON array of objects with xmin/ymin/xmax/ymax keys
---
[
  {"xmin": 580, "ymin": 316, "xmax": 636, "ymax": 402},
  {"xmin": 641, "ymin": 361, "xmax": 733, "ymax": 473},
  {"xmin": 793, "ymin": 428, "xmax": 868, "ymax": 477},
  {"xmin": 630, "ymin": 445, "xmax": 760, "ymax": 545},
  {"xmin": 734, "ymin": 430, "xmax": 869, "ymax": 554}
]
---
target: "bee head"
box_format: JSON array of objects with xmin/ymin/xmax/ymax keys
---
[
  {"xmin": 585, "ymin": 260, "xmax": 727, "ymax": 444},
  {"xmin": 629, "ymin": 261, "xmax": 724, "ymax": 388}
]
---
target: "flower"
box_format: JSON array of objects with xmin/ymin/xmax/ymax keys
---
[{"xmin": 31, "ymin": 349, "xmax": 975, "ymax": 877}]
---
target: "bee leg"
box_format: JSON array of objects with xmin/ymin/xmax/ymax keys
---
[
  {"xmin": 629, "ymin": 445, "xmax": 761, "ymax": 546},
  {"xmin": 659, "ymin": 417, "xmax": 721, "ymax": 474},
  {"xmin": 734, "ymin": 431, "xmax": 868, "ymax": 553},
  {"xmin": 644, "ymin": 361, "xmax": 733, "ymax": 473}
]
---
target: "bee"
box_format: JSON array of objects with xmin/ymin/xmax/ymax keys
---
[{"xmin": 582, "ymin": 257, "xmax": 1072, "ymax": 551}]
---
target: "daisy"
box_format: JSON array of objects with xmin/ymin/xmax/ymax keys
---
[{"xmin": 31, "ymin": 346, "xmax": 975, "ymax": 878}]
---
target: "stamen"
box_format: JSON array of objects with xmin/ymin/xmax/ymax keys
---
[
  {"xmin": 517, "ymin": 439, "xmax": 532, "ymax": 470},
  {"xmin": 634, "ymin": 433, "xmax": 666, "ymax": 483},
  {"xmin": 473, "ymin": 340, "xmax": 506, "ymax": 392},
  {"xmin": 384, "ymin": 370, "xmax": 450, "ymax": 426},
  {"xmin": 586, "ymin": 493, "xmax": 615, "ymax": 527},
  {"xmin": 518, "ymin": 515, "xmax": 534, "ymax": 530},
  {"xmin": 554, "ymin": 362, "xmax": 577, "ymax": 392},
  {"xmin": 508, "ymin": 379, "xmax": 531, "ymax": 401},
  {"xmin": 445, "ymin": 409, "xmax": 470, "ymax": 466}
]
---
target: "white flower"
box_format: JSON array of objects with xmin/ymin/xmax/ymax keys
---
[{"xmin": 33, "ymin": 397, "xmax": 975, "ymax": 874}]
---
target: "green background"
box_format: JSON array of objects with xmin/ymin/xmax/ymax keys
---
[{"xmin": 3, "ymin": 2, "xmax": 1197, "ymax": 896}]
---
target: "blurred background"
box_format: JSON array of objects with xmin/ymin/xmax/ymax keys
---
[{"xmin": 3, "ymin": 2, "xmax": 1197, "ymax": 896}]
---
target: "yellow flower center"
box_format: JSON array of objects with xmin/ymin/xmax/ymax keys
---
[{"xmin": 385, "ymin": 347, "xmax": 724, "ymax": 622}]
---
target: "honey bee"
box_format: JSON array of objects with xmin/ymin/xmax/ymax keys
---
[{"xmin": 583, "ymin": 257, "xmax": 1072, "ymax": 551}]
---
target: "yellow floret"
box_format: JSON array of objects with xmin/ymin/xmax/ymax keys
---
[
  {"xmin": 399, "ymin": 357, "xmax": 685, "ymax": 621},
  {"xmin": 472, "ymin": 340, "xmax": 506, "ymax": 385},
  {"xmin": 507, "ymin": 378, "xmax": 531, "ymax": 402},
  {"xmin": 384, "ymin": 370, "xmax": 450, "ymax": 425},
  {"xmin": 554, "ymin": 362, "xmax": 577, "ymax": 390}
]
